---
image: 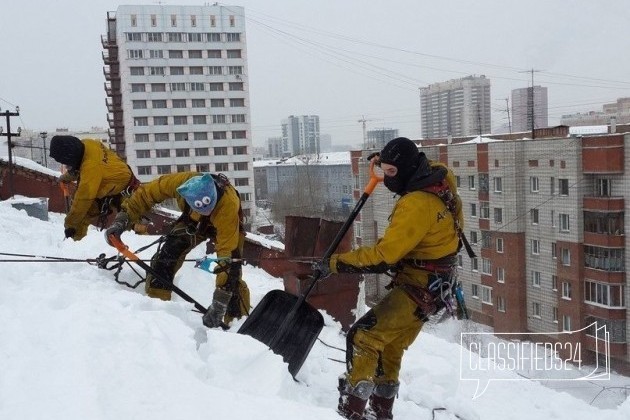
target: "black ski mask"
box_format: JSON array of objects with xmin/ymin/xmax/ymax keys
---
[
  {"xmin": 379, "ymin": 137, "xmax": 421, "ymax": 194},
  {"xmin": 49, "ymin": 136, "xmax": 85, "ymax": 170}
]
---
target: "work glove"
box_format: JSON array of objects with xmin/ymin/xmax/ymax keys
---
[
  {"xmin": 105, "ymin": 211, "xmax": 130, "ymax": 246},
  {"xmin": 311, "ymin": 258, "xmax": 332, "ymax": 279},
  {"xmin": 202, "ymin": 288, "xmax": 233, "ymax": 328},
  {"xmin": 64, "ymin": 227, "xmax": 76, "ymax": 239},
  {"xmin": 59, "ymin": 170, "xmax": 79, "ymax": 183}
]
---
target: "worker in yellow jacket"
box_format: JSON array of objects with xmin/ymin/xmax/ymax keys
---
[
  {"xmin": 49, "ymin": 136, "xmax": 139, "ymax": 241},
  {"xmin": 104, "ymin": 172, "xmax": 250, "ymax": 328},
  {"xmin": 319, "ymin": 137, "xmax": 463, "ymax": 420}
]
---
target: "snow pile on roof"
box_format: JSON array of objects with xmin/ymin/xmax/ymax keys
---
[
  {"xmin": 569, "ymin": 125, "xmax": 609, "ymax": 135},
  {"xmin": 0, "ymin": 154, "xmax": 61, "ymax": 177},
  {"xmin": 254, "ymin": 152, "xmax": 350, "ymax": 168}
]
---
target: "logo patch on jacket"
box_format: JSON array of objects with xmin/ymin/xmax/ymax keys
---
[{"xmin": 437, "ymin": 208, "xmax": 449, "ymax": 222}]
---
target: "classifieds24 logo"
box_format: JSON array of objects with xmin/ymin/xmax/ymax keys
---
[{"xmin": 460, "ymin": 322, "xmax": 610, "ymax": 399}]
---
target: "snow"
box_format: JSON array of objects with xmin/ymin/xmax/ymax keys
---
[
  {"xmin": 0, "ymin": 154, "xmax": 61, "ymax": 178},
  {"xmin": 569, "ymin": 125, "xmax": 609, "ymax": 135},
  {"xmin": 253, "ymin": 152, "xmax": 350, "ymax": 167},
  {"xmin": 0, "ymin": 201, "xmax": 629, "ymax": 420}
]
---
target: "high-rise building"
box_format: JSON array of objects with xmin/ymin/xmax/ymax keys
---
[
  {"xmin": 281, "ymin": 115, "xmax": 320, "ymax": 156},
  {"xmin": 420, "ymin": 75, "xmax": 491, "ymax": 138},
  {"xmin": 353, "ymin": 129, "xmax": 630, "ymax": 373},
  {"xmin": 511, "ymin": 86, "xmax": 549, "ymax": 132},
  {"xmin": 366, "ymin": 128, "xmax": 399, "ymax": 150},
  {"xmin": 102, "ymin": 4, "xmax": 254, "ymax": 220},
  {"xmin": 561, "ymin": 97, "xmax": 630, "ymax": 126},
  {"xmin": 266, "ymin": 137, "xmax": 283, "ymax": 158}
]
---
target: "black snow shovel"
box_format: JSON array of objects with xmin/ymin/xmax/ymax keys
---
[{"xmin": 238, "ymin": 159, "xmax": 382, "ymax": 377}]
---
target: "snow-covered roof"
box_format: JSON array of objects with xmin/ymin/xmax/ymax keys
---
[
  {"xmin": 245, "ymin": 231, "xmax": 285, "ymax": 251},
  {"xmin": 0, "ymin": 155, "xmax": 61, "ymax": 177},
  {"xmin": 254, "ymin": 152, "xmax": 350, "ymax": 168},
  {"xmin": 569, "ymin": 125, "xmax": 609, "ymax": 135}
]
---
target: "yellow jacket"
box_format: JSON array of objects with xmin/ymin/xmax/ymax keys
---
[
  {"xmin": 331, "ymin": 163, "xmax": 462, "ymax": 287},
  {"xmin": 65, "ymin": 139, "xmax": 133, "ymax": 239},
  {"xmin": 122, "ymin": 172, "xmax": 242, "ymax": 261}
]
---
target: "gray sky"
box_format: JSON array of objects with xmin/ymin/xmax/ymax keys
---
[{"xmin": 1, "ymin": 0, "xmax": 629, "ymax": 148}]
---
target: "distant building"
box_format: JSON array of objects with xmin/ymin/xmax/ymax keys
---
[
  {"xmin": 102, "ymin": 4, "xmax": 254, "ymax": 221},
  {"xmin": 511, "ymin": 86, "xmax": 548, "ymax": 132},
  {"xmin": 266, "ymin": 137, "xmax": 283, "ymax": 158},
  {"xmin": 420, "ymin": 75, "xmax": 491, "ymax": 138},
  {"xmin": 281, "ymin": 115, "xmax": 320, "ymax": 155},
  {"xmin": 562, "ymin": 97, "xmax": 630, "ymax": 126},
  {"xmin": 320, "ymin": 133, "xmax": 332, "ymax": 153},
  {"xmin": 366, "ymin": 128, "xmax": 399, "ymax": 150}
]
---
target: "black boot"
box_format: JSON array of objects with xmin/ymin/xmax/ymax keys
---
[
  {"xmin": 368, "ymin": 382, "xmax": 399, "ymax": 420},
  {"xmin": 338, "ymin": 376, "xmax": 374, "ymax": 420}
]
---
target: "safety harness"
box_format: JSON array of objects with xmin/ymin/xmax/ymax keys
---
[{"xmin": 95, "ymin": 170, "xmax": 142, "ymax": 230}]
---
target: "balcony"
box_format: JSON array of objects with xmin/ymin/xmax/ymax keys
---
[
  {"xmin": 581, "ymin": 135, "xmax": 624, "ymax": 174},
  {"xmin": 583, "ymin": 196, "xmax": 624, "ymax": 211}
]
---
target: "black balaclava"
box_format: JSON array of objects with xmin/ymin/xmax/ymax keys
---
[
  {"xmin": 379, "ymin": 137, "xmax": 423, "ymax": 194},
  {"xmin": 49, "ymin": 136, "xmax": 85, "ymax": 170}
]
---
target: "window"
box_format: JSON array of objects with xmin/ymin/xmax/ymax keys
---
[
  {"xmin": 229, "ymin": 15, "xmax": 235, "ymax": 27},
  {"xmin": 497, "ymin": 296, "xmax": 506, "ymax": 313},
  {"xmin": 213, "ymin": 132, "xmax": 227, "ymax": 140},
  {"xmin": 494, "ymin": 208, "xmax": 503, "ymax": 224},
  {"xmin": 227, "ymin": 49, "xmax": 242, "ymax": 58},
  {"xmin": 212, "ymin": 115, "xmax": 226, "ymax": 124},
  {"xmin": 231, "ymin": 114, "xmax": 246, "ymax": 123},
  {"xmin": 173, "ymin": 116, "xmax": 188, "ymax": 125},
  {"xmin": 531, "ymin": 239, "xmax": 540, "ymax": 255},
  {"xmin": 157, "ymin": 165, "xmax": 171, "ymax": 175},
  {"xmin": 481, "ymin": 231, "xmax": 492, "ymax": 249},
  {"xmin": 215, "ymin": 162, "xmax": 229, "ymax": 172},
  {"xmin": 130, "ymin": 15, "xmax": 137, "ymax": 27},
  {"xmin": 471, "ymin": 284, "xmax": 479, "ymax": 299},
  {"xmin": 169, "ymin": 50, "xmax": 184, "ymax": 59},
  {"xmin": 471, "ymin": 257, "xmax": 478, "ymax": 272},
  {"xmin": 232, "ymin": 146, "xmax": 247, "ymax": 155},
  {"xmin": 532, "ymin": 302, "xmax": 541, "ymax": 318},
  {"xmin": 172, "ymin": 99, "xmax": 187, "ymax": 108},
  {"xmin": 229, "ymin": 82, "xmax": 243, "ymax": 91},
  {"xmin": 497, "ymin": 267, "xmax": 505, "ymax": 283},
  {"xmin": 149, "ymin": 49, "xmax": 163, "ymax": 59},
  {"xmin": 174, "ymin": 133, "xmax": 188, "ymax": 141},
  {"xmin": 494, "ymin": 177, "xmax": 502, "ymax": 193},
  {"xmin": 192, "ymin": 115, "xmax": 207, "ymax": 125},
  {"xmin": 191, "ymin": 99, "xmax": 206, "ymax": 108},
  {"xmin": 169, "ymin": 33, "xmax": 184, "ymax": 42},
  {"xmin": 234, "ymin": 178, "xmax": 249, "ymax": 186},
  {"xmin": 239, "ymin": 192, "xmax": 252, "ymax": 201},
  {"xmin": 552, "ymin": 275, "xmax": 558, "ymax": 291},
  {"xmin": 131, "ymin": 83, "xmax": 145, "ymax": 92},
  {"xmin": 128, "ymin": 49, "xmax": 144, "ymax": 59},
  {"xmin": 153, "ymin": 116, "xmax": 168, "ymax": 126},
  {"xmin": 482, "ymin": 258, "xmax": 492, "ymax": 275},
  {"xmin": 207, "ymin": 49, "xmax": 222, "ymax": 58},
  {"xmin": 155, "ymin": 149, "xmax": 170, "ymax": 158},
  {"xmin": 481, "ymin": 286, "xmax": 493, "ymax": 305},
  {"xmin": 150, "ymin": 15, "xmax": 157, "ymax": 26},
  {"xmin": 134, "ymin": 117, "xmax": 148, "ymax": 126},
  {"xmin": 151, "ymin": 83, "xmax": 166, "ymax": 92},
  {"xmin": 191, "ymin": 15, "xmax": 197, "ymax": 27},
  {"xmin": 170, "ymin": 82, "xmax": 186, "ymax": 92},
  {"xmin": 228, "ymin": 66, "xmax": 243, "ymax": 75},
  {"xmin": 234, "ymin": 162, "xmax": 248, "ymax": 171},
  {"xmin": 584, "ymin": 245, "xmax": 625, "ymax": 272},
  {"xmin": 232, "ymin": 130, "xmax": 247, "ymax": 139},
  {"xmin": 175, "ymin": 148, "xmax": 190, "ymax": 158},
  {"xmin": 457, "ymin": 255, "xmax": 463, "ymax": 268},
  {"xmin": 137, "ymin": 166, "xmax": 151, "ymax": 175},
  {"xmin": 480, "ymin": 202, "xmax": 490, "ymax": 219},
  {"xmin": 210, "ymin": 98, "xmax": 224, "ymax": 107},
  {"xmin": 189, "ymin": 66, "xmax": 204, "ymax": 75},
  {"xmin": 552, "ymin": 242, "xmax": 557, "ymax": 259},
  {"xmin": 230, "ymin": 98, "xmax": 245, "ymax": 107},
  {"xmin": 550, "ymin": 177, "xmax": 555, "ymax": 195},
  {"xmin": 530, "ymin": 176, "xmax": 539, "ymax": 193},
  {"xmin": 562, "ymin": 282, "xmax": 572, "ymax": 300},
  {"xmin": 152, "ymin": 100, "xmax": 167, "ymax": 109},
  {"xmin": 132, "ymin": 100, "xmax": 147, "ymax": 109},
  {"xmin": 127, "ymin": 32, "xmax": 142, "ymax": 42},
  {"xmin": 468, "ymin": 175, "xmax": 475, "ymax": 190},
  {"xmin": 134, "ymin": 134, "xmax": 149, "ymax": 143},
  {"xmin": 584, "ymin": 281, "xmax": 625, "ymax": 308},
  {"xmin": 154, "ymin": 133, "xmax": 169, "ymax": 142},
  {"xmin": 469, "ymin": 231, "xmax": 478, "ymax": 244},
  {"xmin": 195, "ymin": 148, "xmax": 209, "ymax": 157},
  {"xmin": 130, "ymin": 66, "xmax": 144, "ymax": 75},
  {"xmin": 561, "ymin": 248, "xmax": 571, "ymax": 266},
  {"xmin": 596, "ymin": 178, "xmax": 612, "ymax": 197},
  {"xmin": 551, "ymin": 210, "xmax": 556, "ymax": 227},
  {"xmin": 559, "ymin": 179, "xmax": 569, "ymax": 196},
  {"xmin": 562, "ymin": 315, "xmax": 571, "ymax": 332},
  {"xmin": 188, "ymin": 50, "xmax": 203, "ymax": 59},
  {"xmin": 147, "ymin": 32, "xmax": 162, "ymax": 42},
  {"xmin": 193, "ymin": 132, "xmax": 208, "ymax": 141},
  {"xmin": 150, "ymin": 66, "xmax": 165, "ymax": 76},
  {"xmin": 210, "ymin": 16, "xmax": 217, "ymax": 28},
  {"xmin": 136, "ymin": 150, "xmax": 150, "ymax": 159},
  {"xmin": 226, "ymin": 33, "xmax": 241, "ymax": 42},
  {"xmin": 170, "ymin": 66, "xmax": 184, "ymax": 75},
  {"xmin": 496, "ymin": 237, "xmax": 504, "ymax": 253},
  {"xmin": 559, "ymin": 213, "xmax": 570, "ymax": 232},
  {"xmin": 531, "ymin": 271, "xmax": 541, "ymax": 287},
  {"xmin": 552, "ymin": 307, "xmax": 558, "ymax": 323},
  {"xmin": 177, "ymin": 164, "xmax": 191, "ymax": 173},
  {"xmin": 188, "ymin": 33, "xmax": 203, "ymax": 42},
  {"xmin": 196, "ymin": 164, "xmax": 210, "ymax": 172},
  {"xmin": 531, "ymin": 208, "xmax": 539, "ymax": 224},
  {"xmin": 209, "ymin": 82, "xmax": 224, "ymax": 91}
]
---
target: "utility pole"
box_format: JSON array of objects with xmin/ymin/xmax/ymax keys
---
[
  {"xmin": 358, "ymin": 115, "xmax": 374, "ymax": 148},
  {"xmin": 504, "ymin": 98, "xmax": 512, "ymax": 134},
  {"xmin": 0, "ymin": 107, "xmax": 22, "ymax": 199},
  {"xmin": 40, "ymin": 131, "xmax": 48, "ymax": 167},
  {"xmin": 519, "ymin": 68, "xmax": 541, "ymax": 139}
]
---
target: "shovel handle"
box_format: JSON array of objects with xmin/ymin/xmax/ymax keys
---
[
  {"xmin": 108, "ymin": 235, "xmax": 138, "ymax": 261},
  {"xmin": 364, "ymin": 159, "xmax": 383, "ymax": 195}
]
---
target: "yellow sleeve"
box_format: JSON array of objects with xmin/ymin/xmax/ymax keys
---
[{"xmin": 210, "ymin": 186, "xmax": 241, "ymax": 258}]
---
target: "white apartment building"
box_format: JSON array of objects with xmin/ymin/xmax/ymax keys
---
[
  {"xmin": 281, "ymin": 115, "xmax": 320, "ymax": 156},
  {"xmin": 511, "ymin": 85, "xmax": 549, "ymax": 132},
  {"xmin": 102, "ymin": 4, "xmax": 254, "ymax": 221}
]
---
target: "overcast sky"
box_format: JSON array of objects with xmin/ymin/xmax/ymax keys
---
[{"xmin": 1, "ymin": 0, "xmax": 629, "ymax": 147}]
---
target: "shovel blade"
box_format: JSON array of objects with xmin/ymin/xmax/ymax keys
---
[{"xmin": 238, "ymin": 289, "xmax": 324, "ymax": 377}]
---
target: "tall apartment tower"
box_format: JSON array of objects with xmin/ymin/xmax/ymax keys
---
[
  {"xmin": 367, "ymin": 128, "xmax": 399, "ymax": 150},
  {"xmin": 281, "ymin": 115, "xmax": 320, "ymax": 156},
  {"xmin": 511, "ymin": 86, "xmax": 549, "ymax": 132},
  {"xmin": 102, "ymin": 4, "xmax": 254, "ymax": 221},
  {"xmin": 420, "ymin": 75, "xmax": 491, "ymax": 138}
]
